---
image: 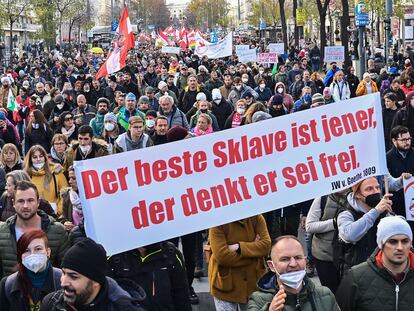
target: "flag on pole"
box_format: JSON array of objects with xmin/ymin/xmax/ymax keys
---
[
  {"xmin": 96, "ymin": 6, "xmax": 135, "ymax": 79},
  {"xmin": 7, "ymin": 89, "xmax": 17, "ymax": 111},
  {"xmin": 271, "ymin": 62, "xmax": 278, "ymax": 77}
]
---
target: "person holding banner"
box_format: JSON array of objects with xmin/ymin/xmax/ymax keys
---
[
  {"xmin": 208, "ymin": 215, "xmax": 270, "ymax": 310},
  {"xmin": 336, "ymin": 216, "xmax": 414, "ymax": 311}
]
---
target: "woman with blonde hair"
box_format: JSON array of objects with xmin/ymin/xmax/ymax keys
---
[
  {"xmin": 0, "ymin": 143, "xmax": 22, "ymax": 173},
  {"xmin": 242, "ymin": 102, "xmax": 267, "ymax": 125},
  {"xmin": 23, "ymin": 145, "xmax": 68, "ymax": 216},
  {"xmin": 330, "ymin": 71, "xmax": 351, "ymax": 102},
  {"xmin": 192, "ymin": 113, "xmax": 213, "ymax": 136}
]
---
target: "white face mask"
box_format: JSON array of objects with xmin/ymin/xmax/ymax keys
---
[
  {"xmin": 276, "ymin": 269, "xmax": 306, "ymax": 289},
  {"xmin": 235, "ymin": 85, "xmax": 242, "ymax": 91},
  {"xmin": 23, "ymin": 253, "xmax": 48, "ymax": 273},
  {"xmin": 79, "ymin": 145, "xmax": 91, "ymax": 154},
  {"xmin": 277, "ymin": 87, "xmax": 284, "ymax": 94},
  {"xmin": 104, "ymin": 123, "xmax": 115, "ymax": 131},
  {"xmin": 33, "ymin": 162, "xmax": 45, "ymax": 170},
  {"xmin": 237, "ymin": 108, "xmax": 245, "ymax": 115},
  {"xmin": 56, "ymin": 103, "xmax": 64, "ymax": 110},
  {"xmin": 32, "ymin": 123, "xmax": 39, "ymax": 129},
  {"xmin": 259, "ymin": 84, "xmax": 266, "ymax": 89},
  {"xmin": 214, "ymin": 99, "xmax": 221, "ymax": 104},
  {"xmin": 242, "ymin": 78, "xmax": 249, "ymax": 83},
  {"xmin": 146, "ymin": 119, "xmax": 155, "ymax": 128}
]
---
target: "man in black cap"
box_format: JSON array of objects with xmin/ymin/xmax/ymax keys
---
[
  {"xmin": 268, "ymin": 94, "xmax": 287, "ymax": 117},
  {"xmin": 104, "ymin": 75, "xmax": 124, "ymax": 104},
  {"xmin": 41, "ymin": 238, "xmax": 144, "ymax": 310}
]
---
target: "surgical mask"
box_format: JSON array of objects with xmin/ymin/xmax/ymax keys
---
[
  {"xmin": 277, "ymin": 87, "xmax": 284, "ymax": 94},
  {"xmin": 214, "ymin": 99, "xmax": 221, "ymax": 104},
  {"xmin": 79, "ymin": 145, "xmax": 91, "ymax": 154},
  {"xmin": 235, "ymin": 85, "xmax": 242, "ymax": 91},
  {"xmin": 259, "ymin": 84, "xmax": 266, "ymax": 89},
  {"xmin": 237, "ymin": 108, "xmax": 245, "ymax": 115},
  {"xmin": 57, "ymin": 103, "xmax": 64, "ymax": 110},
  {"xmin": 303, "ymin": 94, "xmax": 312, "ymax": 101},
  {"xmin": 23, "ymin": 253, "xmax": 48, "ymax": 273},
  {"xmin": 146, "ymin": 119, "xmax": 155, "ymax": 128},
  {"xmin": 104, "ymin": 123, "xmax": 115, "ymax": 131},
  {"xmin": 364, "ymin": 193, "xmax": 382, "ymax": 208},
  {"xmin": 32, "ymin": 123, "xmax": 39, "ymax": 129},
  {"xmin": 277, "ymin": 269, "xmax": 306, "ymax": 289},
  {"xmin": 200, "ymin": 109, "xmax": 208, "ymax": 113},
  {"xmin": 33, "ymin": 162, "xmax": 44, "ymax": 170},
  {"xmin": 242, "ymin": 78, "xmax": 249, "ymax": 83}
]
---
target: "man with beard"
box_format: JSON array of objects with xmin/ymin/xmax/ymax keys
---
[
  {"xmin": 104, "ymin": 75, "xmax": 124, "ymax": 104},
  {"xmin": 122, "ymin": 71, "xmax": 140, "ymax": 98},
  {"xmin": 0, "ymin": 181, "xmax": 69, "ymax": 277},
  {"xmin": 387, "ymin": 126, "xmax": 414, "ymax": 230},
  {"xmin": 72, "ymin": 94, "xmax": 97, "ymax": 126},
  {"xmin": 41, "ymin": 238, "xmax": 144, "ymax": 310},
  {"xmin": 219, "ymin": 74, "xmax": 233, "ymax": 100},
  {"xmin": 90, "ymin": 98, "xmax": 110, "ymax": 137},
  {"xmin": 151, "ymin": 116, "xmax": 169, "ymax": 145},
  {"xmin": 268, "ymin": 94, "xmax": 287, "ymax": 118}
]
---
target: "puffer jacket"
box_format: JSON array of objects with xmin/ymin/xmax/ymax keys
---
[
  {"xmin": 0, "ymin": 210, "xmax": 69, "ymax": 278},
  {"xmin": 336, "ymin": 249, "xmax": 414, "ymax": 311},
  {"xmin": 248, "ymin": 271, "xmax": 339, "ymax": 310},
  {"xmin": 63, "ymin": 139, "xmax": 109, "ymax": 171},
  {"xmin": 208, "ymin": 215, "xmax": 271, "ymax": 304}
]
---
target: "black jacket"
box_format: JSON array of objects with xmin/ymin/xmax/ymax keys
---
[
  {"xmin": 382, "ymin": 108, "xmax": 398, "ymax": 151},
  {"xmin": 211, "ymin": 98, "xmax": 233, "ymax": 130},
  {"xmin": 391, "ymin": 105, "xmax": 414, "ymax": 147},
  {"xmin": 41, "ymin": 277, "xmax": 144, "ymax": 311},
  {"xmin": 107, "ymin": 242, "xmax": 192, "ymax": 311},
  {"xmin": 386, "ymin": 146, "xmax": 414, "ymax": 216}
]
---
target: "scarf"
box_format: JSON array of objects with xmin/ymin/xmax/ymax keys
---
[
  {"xmin": 61, "ymin": 124, "xmax": 76, "ymax": 139},
  {"xmin": 193, "ymin": 125, "xmax": 213, "ymax": 136},
  {"xmin": 50, "ymin": 147, "xmax": 65, "ymax": 163},
  {"xmin": 232, "ymin": 113, "xmax": 242, "ymax": 128},
  {"xmin": 26, "ymin": 262, "xmax": 51, "ymax": 289},
  {"xmin": 70, "ymin": 190, "xmax": 83, "ymax": 225}
]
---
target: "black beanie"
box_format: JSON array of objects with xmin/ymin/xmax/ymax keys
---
[{"xmin": 62, "ymin": 238, "xmax": 107, "ymax": 285}]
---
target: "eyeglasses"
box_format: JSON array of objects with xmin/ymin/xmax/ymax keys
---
[{"xmin": 397, "ymin": 137, "xmax": 412, "ymax": 143}]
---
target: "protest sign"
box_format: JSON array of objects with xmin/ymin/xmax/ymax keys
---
[
  {"xmin": 404, "ymin": 177, "xmax": 414, "ymax": 221},
  {"xmin": 238, "ymin": 49, "xmax": 257, "ymax": 63},
  {"xmin": 161, "ymin": 46, "xmax": 181, "ymax": 54},
  {"xmin": 195, "ymin": 32, "xmax": 233, "ymax": 59},
  {"xmin": 268, "ymin": 43, "xmax": 284, "ymax": 54},
  {"xmin": 74, "ymin": 93, "xmax": 387, "ymax": 255},
  {"xmin": 324, "ymin": 46, "xmax": 345, "ymax": 62},
  {"xmin": 257, "ymin": 53, "xmax": 278, "ymax": 63},
  {"xmin": 236, "ymin": 45, "xmax": 249, "ymax": 54}
]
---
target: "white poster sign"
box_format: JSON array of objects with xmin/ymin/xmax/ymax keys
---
[
  {"xmin": 238, "ymin": 48, "xmax": 257, "ymax": 63},
  {"xmin": 324, "ymin": 46, "xmax": 345, "ymax": 62},
  {"xmin": 195, "ymin": 32, "xmax": 233, "ymax": 59},
  {"xmin": 404, "ymin": 177, "xmax": 414, "ymax": 221},
  {"xmin": 161, "ymin": 46, "xmax": 181, "ymax": 54},
  {"xmin": 74, "ymin": 94, "xmax": 387, "ymax": 255},
  {"xmin": 268, "ymin": 43, "xmax": 285, "ymax": 54}
]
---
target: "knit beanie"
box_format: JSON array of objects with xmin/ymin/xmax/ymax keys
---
[
  {"xmin": 125, "ymin": 92, "xmax": 136, "ymax": 101},
  {"xmin": 271, "ymin": 94, "xmax": 284, "ymax": 105},
  {"xmin": 311, "ymin": 93, "xmax": 325, "ymax": 106},
  {"xmin": 376, "ymin": 216, "xmax": 413, "ymax": 249},
  {"xmin": 104, "ymin": 112, "xmax": 117, "ymax": 123},
  {"xmin": 252, "ymin": 111, "xmax": 272, "ymax": 123},
  {"xmin": 62, "ymin": 238, "xmax": 107, "ymax": 284},
  {"xmin": 167, "ymin": 126, "xmax": 189, "ymax": 142},
  {"xmin": 196, "ymin": 92, "xmax": 206, "ymax": 101}
]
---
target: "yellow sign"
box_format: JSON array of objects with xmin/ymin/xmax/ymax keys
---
[{"xmin": 296, "ymin": 8, "xmax": 306, "ymax": 26}]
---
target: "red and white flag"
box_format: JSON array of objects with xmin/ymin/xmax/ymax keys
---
[{"xmin": 96, "ymin": 7, "xmax": 135, "ymax": 79}]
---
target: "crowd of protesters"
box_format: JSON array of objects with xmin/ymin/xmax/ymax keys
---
[{"xmin": 0, "ymin": 39, "xmax": 412, "ymax": 310}]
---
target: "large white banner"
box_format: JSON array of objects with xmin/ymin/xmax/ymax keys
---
[
  {"xmin": 195, "ymin": 32, "xmax": 233, "ymax": 59},
  {"xmin": 74, "ymin": 93, "xmax": 387, "ymax": 255},
  {"xmin": 404, "ymin": 177, "xmax": 414, "ymax": 221},
  {"xmin": 238, "ymin": 49, "xmax": 257, "ymax": 63}
]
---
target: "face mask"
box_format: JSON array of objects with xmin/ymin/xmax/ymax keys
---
[
  {"xmin": 79, "ymin": 145, "xmax": 91, "ymax": 154},
  {"xmin": 235, "ymin": 85, "xmax": 242, "ymax": 91},
  {"xmin": 277, "ymin": 269, "xmax": 306, "ymax": 289},
  {"xmin": 23, "ymin": 253, "xmax": 48, "ymax": 273},
  {"xmin": 259, "ymin": 84, "xmax": 266, "ymax": 89},
  {"xmin": 364, "ymin": 193, "xmax": 382, "ymax": 208},
  {"xmin": 303, "ymin": 94, "xmax": 312, "ymax": 101},
  {"xmin": 57, "ymin": 103, "xmax": 64, "ymax": 110},
  {"xmin": 242, "ymin": 78, "xmax": 249, "ymax": 83},
  {"xmin": 33, "ymin": 162, "xmax": 44, "ymax": 170},
  {"xmin": 32, "ymin": 123, "xmax": 39, "ymax": 129},
  {"xmin": 237, "ymin": 108, "xmax": 245, "ymax": 115},
  {"xmin": 146, "ymin": 119, "xmax": 155, "ymax": 128},
  {"xmin": 200, "ymin": 109, "xmax": 208, "ymax": 113},
  {"xmin": 214, "ymin": 99, "xmax": 221, "ymax": 104},
  {"xmin": 104, "ymin": 123, "xmax": 115, "ymax": 131},
  {"xmin": 277, "ymin": 87, "xmax": 284, "ymax": 94}
]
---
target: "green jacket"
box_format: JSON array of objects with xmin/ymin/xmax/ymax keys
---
[
  {"xmin": 248, "ymin": 271, "xmax": 339, "ymax": 311},
  {"xmin": 0, "ymin": 210, "xmax": 70, "ymax": 278},
  {"xmin": 336, "ymin": 249, "xmax": 414, "ymax": 311}
]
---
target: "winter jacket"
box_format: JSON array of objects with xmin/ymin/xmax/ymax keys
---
[
  {"xmin": 29, "ymin": 165, "xmax": 68, "ymax": 216},
  {"xmin": 189, "ymin": 111, "xmax": 220, "ymax": 132},
  {"xmin": 272, "ymin": 82, "xmax": 294, "ymax": 112},
  {"xmin": 89, "ymin": 112, "xmax": 105, "ymax": 137},
  {"xmin": 391, "ymin": 104, "xmax": 414, "ymax": 146},
  {"xmin": 114, "ymin": 132, "xmax": 153, "ymax": 153},
  {"xmin": 330, "ymin": 80, "xmax": 351, "ymax": 102},
  {"xmin": 116, "ymin": 107, "xmax": 146, "ymax": 133},
  {"xmin": 107, "ymin": 242, "xmax": 192, "ymax": 311},
  {"xmin": 383, "ymin": 108, "xmax": 398, "ymax": 151},
  {"xmin": 228, "ymin": 86, "xmax": 258, "ymax": 107},
  {"xmin": 336, "ymin": 249, "xmax": 414, "ymax": 311},
  {"xmin": 41, "ymin": 276, "xmax": 145, "ymax": 310},
  {"xmin": 346, "ymin": 74, "xmax": 360, "ymax": 98},
  {"xmin": 0, "ymin": 121, "xmax": 21, "ymax": 153},
  {"xmin": 72, "ymin": 104, "xmax": 97, "ymax": 126},
  {"xmin": 178, "ymin": 86, "xmax": 211, "ymax": 113},
  {"xmin": 63, "ymin": 140, "xmax": 109, "ymax": 171},
  {"xmin": 24, "ymin": 124, "xmax": 53, "ymax": 154},
  {"xmin": 0, "ymin": 210, "xmax": 69, "ymax": 278},
  {"xmin": 0, "ymin": 266, "xmax": 61, "ymax": 311},
  {"xmin": 247, "ymin": 271, "xmax": 339, "ymax": 311},
  {"xmin": 211, "ymin": 98, "xmax": 233, "ymax": 130},
  {"xmin": 158, "ymin": 106, "xmax": 189, "ymax": 129},
  {"xmin": 208, "ymin": 215, "xmax": 271, "ymax": 304},
  {"xmin": 356, "ymin": 80, "xmax": 379, "ymax": 96}
]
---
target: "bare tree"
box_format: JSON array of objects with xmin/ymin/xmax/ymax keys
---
[
  {"xmin": 278, "ymin": 0, "xmax": 288, "ymax": 51},
  {"xmin": 340, "ymin": 0, "xmax": 351, "ymax": 69},
  {"xmin": 315, "ymin": 0, "xmax": 330, "ymax": 60}
]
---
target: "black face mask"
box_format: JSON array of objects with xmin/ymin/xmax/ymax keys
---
[
  {"xmin": 364, "ymin": 193, "xmax": 382, "ymax": 208},
  {"xmin": 200, "ymin": 109, "xmax": 208, "ymax": 113}
]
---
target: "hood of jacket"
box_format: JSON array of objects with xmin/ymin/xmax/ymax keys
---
[{"xmin": 346, "ymin": 192, "xmax": 371, "ymax": 214}]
